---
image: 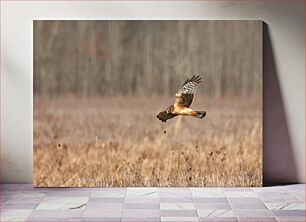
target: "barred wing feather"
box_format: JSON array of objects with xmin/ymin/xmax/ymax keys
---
[{"xmin": 175, "ymin": 75, "xmax": 202, "ymax": 107}]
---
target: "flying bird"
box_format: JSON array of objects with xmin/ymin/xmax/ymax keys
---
[{"xmin": 157, "ymin": 75, "xmax": 206, "ymax": 122}]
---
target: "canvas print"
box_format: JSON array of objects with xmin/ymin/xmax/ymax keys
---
[{"xmin": 34, "ymin": 20, "xmax": 262, "ymax": 187}]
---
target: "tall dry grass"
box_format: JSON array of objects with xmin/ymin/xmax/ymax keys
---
[{"xmin": 34, "ymin": 96, "xmax": 262, "ymax": 187}]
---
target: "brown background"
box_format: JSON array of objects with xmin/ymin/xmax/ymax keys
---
[{"xmin": 34, "ymin": 21, "xmax": 261, "ymax": 99}]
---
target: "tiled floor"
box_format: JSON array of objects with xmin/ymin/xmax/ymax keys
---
[{"xmin": 0, "ymin": 184, "xmax": 305, "ymax": 222}]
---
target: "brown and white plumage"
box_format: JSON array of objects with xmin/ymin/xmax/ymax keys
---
[{"xmin": 157, "ymin": 75, "xmax": 206, "ymax": 122}]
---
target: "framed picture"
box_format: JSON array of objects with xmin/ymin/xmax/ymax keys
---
[{"xmin": 34, "ymin": 20, "xmax": 262, "ymax": 187}]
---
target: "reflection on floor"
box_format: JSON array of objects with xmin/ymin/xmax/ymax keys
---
[{"xmin": 0, "ymin": 184, "xmax": 305, "ymax": 221}]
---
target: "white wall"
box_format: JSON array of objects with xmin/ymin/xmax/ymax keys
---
[{"xmin": 1, "ymin": 1, "xmax": 304, "ymax": 184}]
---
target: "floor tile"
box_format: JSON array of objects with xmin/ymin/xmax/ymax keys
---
[
  {"xmin": 293, "ymin": 191, "xmax": 305, "ymax": 198},
  {"xmin": 1, "ymin": 184, "xmax": 24, "ymax": 191},
  {"xmin": 160, "ymin": 191, "xmax": 193, "ymax": 198},
  {"xmin": 234, "ymin": 209, "xmax": 274, "ymax": 218},
  {"xmin": 253, "ymin": 186, "xmax": 290, "ymax": 193},
  {"xmin": 10, "ymin": 191, "xmax": 45, "ymax": 199},
  {"xmin": 276, "ymin": 217, "xmax": 306, "ymax": 222},
  {"xmin": 44, "ymin": 191, "xmax": 92, "ymax": 197},
  {"xmin": 230, "ymin": 202, "xmax": 266, "ymax": 209},
  {"xmin": 262, "ymin": 198, "xmax": 302, "ymax": 204},
  {"xmin": 92, "ymin": 188, "xmax": 126, "ymax": 192},
  {"xmin": 86, "ymin": 202, "xmax": 123, "ymax": 209},
  {"xmin": 160, "ymin": 203, "xmax": 196, "ymax": 210},
  {"xmin": 285, "ymin": 184, "xmax": 305, "ymax": 190},
  {"xmin": 29, "ymin": 209, "xmax": 84, "ymax": 217},
  {"xmin": 91, "ymin": 190, "xmax": 125, "ymax": 198},
  {"xmin": 1, "ymin": 209, "xmax": 32, "ymax": 221},
  {"xmin": 89, "ymin": 197, "xmax": 124, "ymax": 203},
  {"xmin": 160, "ymin": 189, "xmax": 192, "ymax": 198},
  {"xmin": 161, "ymin": 209, "xmax": 198, "ymax": 217},
  {"xmin": 161, "ymin": 216, "xmax": 199, "ymax": 222},
  {"xmin": 122, "ymin": 217, "xmax": 161, "ymax": 221},
  {"xmin": 196, "ymin": 203, "xmax": 231, "ymax": 209},
  {"xmin": 198, "ymin": 209, "xmax": 235, "ymax": 217},
  {"xmin": 225, "ymin": 191, "xmax": 257, "ymax": 198},
  {"xmin": 191, "ymin": 188, "xmax": 225, "ymax": 197},
  {"xmin": 83, "ymin": 217, "xmax": 121, "ymax": 222},
  {"xmin": 265, "ymin": 202, "xmax": 305, "ymax": 210},
  {"xmin": 1, "ymin": 196, "xmax": 11, "ymax": 205},
  {"xmin": 7, "ymin": 197, "xmax": 44, "ymax": 204},
  {"xmin": 1, "ymin": 190, "xmax": 16, "ymax": 195},
  {"xmin": 2, "ymin": 203, "xmax": 39, "ymax": 209},
  {"xmin": 222, "ymin": 188, "xmax": 253, "ymax": 192},
  {"xmin": 1, "ymin": 183, "xmax": 306, "ymax": 222},
  {"xmin": 228, "ymin": 198, "xmax": 262, "ymax": 204},
  {"xmin": 122, "ymin": 209, "xmax": 160, "ymax": 217},
  {"xmin": 36, "ymin": 196, "xmax": 88, "ymax": 210},
  {"xmin": 126, "ymin": 187, "xmax": 158, "ymax": 198},
  {"xmin": 19, "ymin": 184, "xmax": 36, "ymax": 191},
  {"xmin": 125, "ymin": 198, "xmax": 159, "ymax": 203},
  {"xmin": 159, "ymin": 188, "xmax": 191, "ymax": 192},
  {"xmin": 125, "ymin": 203, "xmax": 159, "ymax": 209},
  {"xmin": 27, "ymin": 217, "xmax": 83, "ymax": 221},
  {"xmin": 237, "ymin": 218, "xmax": 277, "ymax": 222},
  {"xmin": 199, "ymin": 217, "xmax": 238, "ymax": 222},
  {"xmin": 195, "ymin": 197, "xmax": 228, "ymax": 203},
  {"xmin": 257, "ymin": 192, "xmax": 300, "ymax": 203},
  {"xmin": 272, "ymin": 209, "xmax": 305, "ymax": 217},
  {"xmin": 160, "ymin": 197, "xmax": 194, "ymax": 203},
  {"xmin": 83, "ymin": 208, "xmax": 123, "ymax": 217},
  {"xmin": 257, "ymin": 192, "xmax": 299, "ymax": 198}
]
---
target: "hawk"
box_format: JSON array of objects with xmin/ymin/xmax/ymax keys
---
[{"xmin": 157, "ymin": 75, "xmax": 206, "ymax": 122}]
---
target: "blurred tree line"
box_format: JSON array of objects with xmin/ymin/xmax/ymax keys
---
[{"xmin": 34, "ymin": 20, "xmax": 262, "ymax": 98}]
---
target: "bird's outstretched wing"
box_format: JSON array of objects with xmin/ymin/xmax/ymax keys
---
[
  {"xmin": 175, "ymin": 75, "xmax": 202, "ymax": 107},
  {"xmin": 156, "ymin": 110, "xmax": 176, "ymax": 122}
]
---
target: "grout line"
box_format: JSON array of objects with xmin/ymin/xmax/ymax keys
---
[
  {"xmin": 190, "ymin": 187, "xmax": 200, "ymax": 222},
  {"xmin": 287, "ymin": 187, "xmax": 305, "ymax": 203},
  {"xmin": 22, "ymin": 209, "xmax": 35, "ymax": 221},
  {"xmin": 0, "ymin": 195, "xmax": 10, "ymax": 208},
  {"xmin": 252, "ymin": 187, "xmax": 280, "ymax": 222},
  {"xmin": 0, "ymin": 183, "xmax": 25, "ymax": 204},
  {"xmin": 120, "ymin": 187, "xmax": 127, "ymax": 222},
  {"xmin": 224, "ymin": 188, "xmax": 240, "ymax": 222},
  {"xmin": 81, "ymin": 187, "xmax": 93, "ymax": 221},
  {"xmin": 18, "ymin": 184, "xmax": 25, "ymax": 191},
  {"xmin": 19, "ymin": 183, "xmax": 41, "ymax": 221},
  {"xmin": 158, "ymin": 187, "xmax": 161, "ymax": 222}
]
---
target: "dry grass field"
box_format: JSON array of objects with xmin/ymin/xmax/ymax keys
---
[{"xmin": 33, "ymin": 96, "xmax": 262, "ymax": 187}]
